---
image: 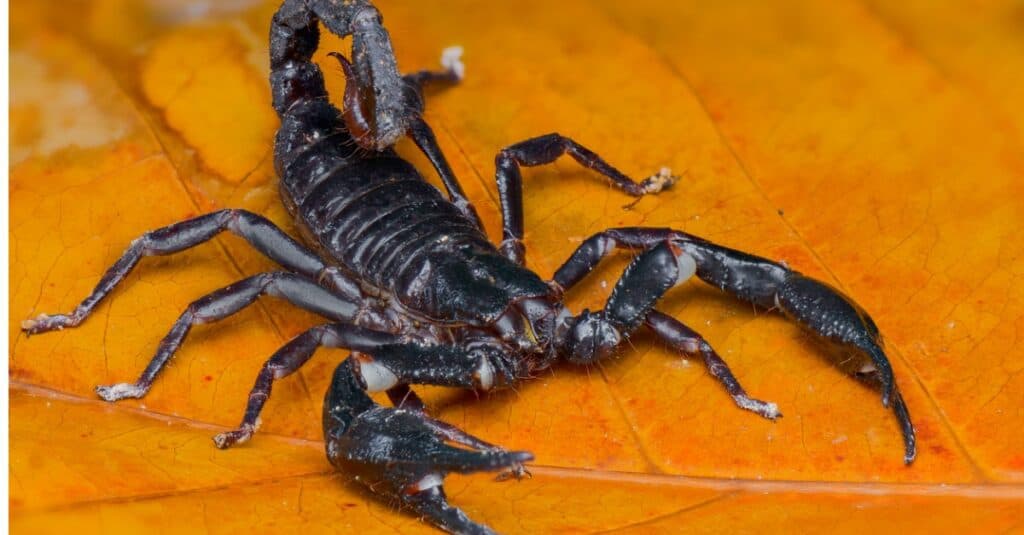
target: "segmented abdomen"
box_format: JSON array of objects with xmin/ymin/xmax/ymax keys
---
[{"xmin": 275, "ymin": 99, "xmax": 494, "ymax": 295}]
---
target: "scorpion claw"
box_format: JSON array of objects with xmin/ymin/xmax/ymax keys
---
[
  {"xmin": 867, "ymin": 344, "xmax": 896, "ymax": 409},
  {"xmin": 95, "ymin": 382, "xmax": 146, "ymax": 402},
  {"xmin": 405, "ymin": 486, "xmax": 498, "ymax": 535},
  {"xmin": 892, "ymin": 387, "xmax": 917, "ymax": 464},
  {"xmin": 774, "ymin": 273, "xmax": 914, "ymax": 462},
  {"xmin": 327, "ymin": 403, "xmax": 532, "ymax": 534}
]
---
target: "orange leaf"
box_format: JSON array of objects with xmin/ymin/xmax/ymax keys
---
[{"xmin": 10, "ymin": 0, "xmax": 1023, "ymax": 532}]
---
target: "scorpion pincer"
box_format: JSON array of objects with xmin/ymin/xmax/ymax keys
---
[{"xmin": 22, "ymin": 1, "xmax": 916, "ymax": 533}]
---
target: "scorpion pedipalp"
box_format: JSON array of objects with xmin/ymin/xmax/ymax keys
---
[{"xmin": 323, "ymin": 358, "xmax": 532, "ymax": 535}]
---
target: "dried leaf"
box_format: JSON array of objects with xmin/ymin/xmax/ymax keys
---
[{"xmin": 10, "ymin": 0, "xmax": 1023, "ymax": 532}]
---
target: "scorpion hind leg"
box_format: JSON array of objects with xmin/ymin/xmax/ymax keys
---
[{"xmin": 325, "ymin": 359, "xmax": 531, "ymax": 535}]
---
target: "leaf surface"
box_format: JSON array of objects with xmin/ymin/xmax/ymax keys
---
[{"xmin": 10, "ymin": 0, "xmax": 1024, "ymax": 532}]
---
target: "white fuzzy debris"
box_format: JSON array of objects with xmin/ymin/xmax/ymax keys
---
[
  {"xmin": 441, "ymin": 46, "xmax": 465, "ymax": 80},
  {"xmin": 358, "ymin": 360, "xmax": 399, "ymax": 392},
  {"xmin": 96, "ymin": 382, "xmax": 145, "ymax": 401},
  {"xmin": 476, "ymin": 358, "xmax": 495, "ymax": 390},
  {"xmin": 736, "ymin": 396, "xmax": 781, "ymax": 419},
  {"xmin": 643, "ymin": 166, "xmax": 677, "ymax": 193}
]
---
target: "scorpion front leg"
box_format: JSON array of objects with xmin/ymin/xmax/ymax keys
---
[
  {"xmin": 21, "ymin": 209, "xmax": 363, "ymax": 334},
  {"xmin": 554, "ymin": 227, "xmax": 915, "ymax": 463},
  {"xmin": 493, "ymin": 133, "xmax": 677, "ymax": 264},
  {"xmin": 645, "ymin": 310, "xmax": 781, "ymax": 420}
]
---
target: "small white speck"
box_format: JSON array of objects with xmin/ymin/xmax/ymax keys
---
[
  {"xmin": 947, "ymin": 321, "xmax": 956, "ymax": 329},
  {"xmin": 440, "ymin": 46, "xmax": 465, "ymax": 80}
]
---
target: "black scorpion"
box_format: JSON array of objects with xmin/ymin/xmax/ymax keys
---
[{"xmin": 22, "ymin": 1, "xmax": 916, "ymax": 533}]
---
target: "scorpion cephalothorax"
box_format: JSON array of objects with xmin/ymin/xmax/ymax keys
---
[{"xmin": 22, "ymin": 1, "xmax": 916, "ymax": 533}]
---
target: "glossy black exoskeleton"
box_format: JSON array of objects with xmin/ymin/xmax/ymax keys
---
[{"xmin": 22, "ymin": 1, "xmax": 916, "ymax": 533}]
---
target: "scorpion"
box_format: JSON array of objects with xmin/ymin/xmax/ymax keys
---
[{"xmin": 22, "ymin": 1, "xmax": 916, "ymax": 533}]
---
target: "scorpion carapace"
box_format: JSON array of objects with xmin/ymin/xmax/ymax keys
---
[{"xmin": 21, "ymin": 0, "xmax": 916, "ymax": 533}]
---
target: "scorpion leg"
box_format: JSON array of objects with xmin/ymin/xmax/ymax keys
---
[
  {"xmin": 94, "ymin": 272, "xmax": 366, "ymax": 402},
  {"xmin": 324, "ymin": 358, "xmax": 530, "ymax": 535},
  {"xmin": 645, "ymin": 310, "xmax": 781, "ymax": 419},
  {"xmin": 406, "ymin": 116, "xmax": 485, "ymax": 229},
  {"xmin": 554, "ymin": 227, "xmax": 915, "ymax": 463},
  {"xmin": 493, "ymin": 133, "xmax": 677, "ymax": 264},
  {"xmin": 216, "ymin": 321, "xmax": 523, "ymax": 448},
  {"xmin": 400, "ymin": 46, "xmax": 473, "ymax": 218},
  {"xmin": 21, "ymin": 209, "xmax": 363, "ymax": 334}
]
